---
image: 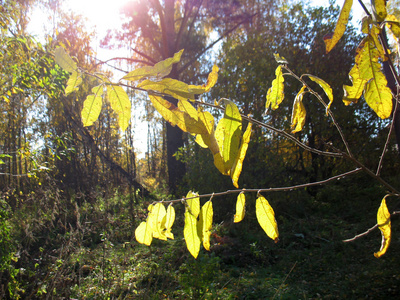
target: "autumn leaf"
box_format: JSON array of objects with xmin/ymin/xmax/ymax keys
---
[
  {"xmin": 234, "ymin": 193, "xmax": 246, "ymax": 223},
  {"xmin": 307, "ymin": 75, "xmax": 333, "ymax": 114},
  {"xmin": 135, "ymin": 221, "xmax": 153, "ymax": 246},
  {"xmin": 151, "ymin": 203, "xmax": 167, "ymax": 241},
  {"xmin": 165, "ymin": 204, "xmax": 175, "ymax": 239},
  {"xmin": 231, "ymin": 122, "xmax": 252, "ymax": 188},
  {"xmin": 55, "ymin": 47, "xmax": 77, "ymax": 73},
  {"xmin": 266, "ymin": 65, "xmax": 285, "ymax": 111},
  {"xmin": 65, "ymin": 71, "xmax": 82, "ymax": 96},
  {"xmin": 184, "ymin": 209, "xmax": 201, "ymax": 259},
  {"xmin": 203, "ymin": 65, "xmax": 219, "ymax": 92},
  {"xmin": 343, "ymin": 64, "xmax": 368, "ymax": 105},
  {"xmin": 291, "ymin": 85, "xmax": 307, "ymax": 133},
  {"xmin": 256, "ymin": 195, "xmax": 279, "ymax": 242},
  {"xmin": 374, "ymin": 197, "xmax": 391, "ymax": 258},
  {"xmin": 324, "ymin": 0, "xmax": 353, "ymax": 53},
  {"xmin": 81, "ymin": 85, "xmax": 103, "ymax": 127},
  {"xmin": 199, "ymin": 200, "xmax": 213, "ymax": 251},
  {"xmin": 186, "ymin": 191, "xmax": 200, "ymax": 218},
  {"xmin": 122, "ymin": 49, "xmax": 183, "ymax": 81},
  {"xmin": 107, "ymin": 85, "xmax": 131, "ymax": 131}
]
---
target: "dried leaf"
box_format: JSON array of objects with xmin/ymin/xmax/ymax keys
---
[{"xmin": 291, "ymin": 86, "xmax": 307, "ymax": 133}]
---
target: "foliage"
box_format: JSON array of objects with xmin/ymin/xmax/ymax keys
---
[{"xmin": 53, "ymin": 0, "xmax": 400, "ymax": 260}]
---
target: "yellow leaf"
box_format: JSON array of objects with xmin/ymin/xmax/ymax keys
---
[
  {"xmin": 256, "ymin": 196, "xmax": 279, "ymax": 242},
  {"xmin": 199, "ymin": 200, "xmax": 213, "ymax": 251},
  {"xmin": 234, "ymin": 193, "xmax": 246, "ymax": 223},
  {"xmin": 178, "ymin": 99, "xmax": 198, "ymax": 121},
  {"xmin": 122, "ymin": 49, "xmax": 183, "ymax": 81},
  {"xmin": 273, "ymin": 53, "xmax": 288, "ymax": 64},
  {"xmin": 165, "ymin": 205, "xmax": 175, "ymax": 239},
  {"xmin": 65, "ymin": 71, "xmax": 82, "ymax": 96},
  {"xmin": 372, "ymin": 0, "xmax": 387, "ymax": 22},
  {"xmin": 81, "ymin": 85, "xmax": 103, "ymax": 127},
  {"xmin": 291, "ymin": 85, "xmax": 307, "ymax": 133},
  {"xmin": 135, "ymin": 221, "xmax": 153, "ymax": 246},
  {"xmin": 151, "ymin": 203, "xmax": 167, "ymax": 241},
  {"xmin": 215, "ymin": 99, "xmax": 242, "ymax": 174},
  {"xmin": 203, "ymin": 64, "xmax": 219, "ymax": 92},
  {"xmin": 374, "ymin": 197, "xmax": 391, "ymax": 258},
  {"xmin": 149, "ymin": 94, "xmax": 185, "ymax": 126},
  {"xmin": 364, "ymin": 72, "xmax": 393, "ymax": 119},
  {"xmin": 55, "ymin": 47, "xmax": 77, "ymax": 73},
  {"xmin": 139, "ymin": 78, "xmax": 195, "ymax": 101},
  {"xmin": 184, "ymin": 210, "xmax": 201, "ymax": 258},
  {"xmin": 107, "ymin": 85, "xmax": 131, "ymax": 131},
  {"xmin": 231, "ymin": 122, "xmax": 252, "ymax": 188},
  {"xmin": 266, "ymin": 65, "xmax": 285, "ymax": 111},
  {"xmin": 386, "ymin": 15, "xmax": 400, "ymax": 41},
  {"xmin": 307, "ymin": 75, "xmax": 333, "ymax": 114},
  {"xmin": 343, "ymin": 64, "xmax": 368, "ymax": 105},
  {"xmin": 324, "ymin": 0, "xmax": 353, "ymax": 53},
  {"xmin": 186, "ymin": 191, "xmax": 200, "ymax": 218}
]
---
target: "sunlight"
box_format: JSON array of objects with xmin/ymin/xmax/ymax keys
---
[{"xmin": 65, "ymin": 0, "xmax": 134, "ymax": 34}]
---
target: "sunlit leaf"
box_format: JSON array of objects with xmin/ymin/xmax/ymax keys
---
[
  {"xmin": 165, "ymin": 204, "xmax": 175, "ymax": 239},
  {"xmin": 122, "ymin": 49, "xmax": 183, "ymax": 81},
  {"xmin": 374, "ymin": 197, "xmax": 391, "ymax": 258},
  {"xmin": 364, "ymin": 73, "xmax": 393, "ymax": 119},
  {"xmin": 324, "ymin": 0, "xmax": 353, "ymax": 53},
  {"xmin": 256, "ymin": 196, "xmax": 279, "ymax": 242},
  {"xmin": 194, "ymin": 108, "xmax": 216, "ymax": 149},
  {"xmin": 81, "ymin": 85, "xmax": 103, "ymax": 127},
  {"xmin": 372, "ymin": 0, "xmax": 387, "ymax": 22},
  {"xmin": 386, "ymin": 15, "xmax": 400, "ymax": 40},
  {"xmin": 266, "ymin": 65, "xmax": 285, "ymax": 111},
  {"xmin": 135, "ymin": 221, "xmax": 153, "ymax": 246},
  {"xmin": 215, "ymin": 99, "xmax": 242, "ymax": 174},
  {"xmin": 178, "ymin": 99, "xmax": 198, "ymax": 121},
  {"xmin": 234, "ymin": 193, "xmax": 246, "ymax": 223},
  {"xmin": 273, "ymin": 53, "xmax": 288, "ymax": 64},
  {"xmin": 139, "ymin": 78, "xmax": 195, "ymax": 101},
  {"xmin": 151, "ymin": 203, "xmax": 167, "ymax": 241},
  {"xmin": 291, "ymin": 85, "xmax": 307, "ymax": 133},
  {"xmin": 343, "ymin": 64, "xmax": 368, "ymax": 105},
  {"xmin": 184, "ymin": 210, "xmax": 201, "ymax": 259},
  {"xmin": 231, "ymin": 122, "xmax": 252, "ymax": 188},
  {"xmin": 199, "ymin": 200, "xmax": 213, "ymax": 251},
  {"xmin": 307, "ymin": 75, "xmax": 333, "ymax": 114},
  {"xmin": 65, "ymin": 71, "xmax": 82, "ymax": 96},
  {"xmin": 186, "ymin": 191, "xmax": 200, "ymax": 218},
  {"xmin": 107, "ymin": 85, "xmax": 131, "ymax": 131},
  {"xmin": 55, "ymin": 47, "xmax": 77, "ymax": 73},
  {"xmin": 203, "ymin": 64, "xmax": 219, "ymax": 92}
]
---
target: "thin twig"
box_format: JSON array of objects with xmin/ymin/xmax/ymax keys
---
[
  {"xmin": 272, "ymin": 261, "xmax": 297, "ymax": 300},
  {"xmin": 343, "ymin": 224, "xmax": 379, "ymax": 243}
]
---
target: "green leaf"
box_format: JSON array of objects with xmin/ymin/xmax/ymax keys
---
[
  {"xmin": 165, "ymin": 205, "xmax": 175, "ymax": 239},
  {"xmin": 231, "ymin": 122, "xmax": 252, "ymax": 188},
  {"xmin": 266, "ymin": 65, "xmax": 285, "ymax": 111},
  {"xmin": 324, "ymin": 0, "xmax": 353, "ymax": 53},
  {"xmin": 55, "ymin": 47, "xmax": 77, "ymax": 73},
  {"xmin": 81, "ymin": 85, "xmax": 103, "ymax": 127},
  {"xmin": 256, "ymin": 196, "xmax": 279, "ymax": 242},
  {"xmin": 186, "ymin": 191, "xmax": 200, "ymax": 218},
  {"xmin": 122, "ymin": 49, "xmax": 183, "ymax": 81},
  {"xmin": 135, "ymin": 221, "xmax": 153, "ymax": 246},
  {"xmin": 65, "ymin": 71, "xmax": 82, "ymax": 96},
  {"xmin": 107, "ymin": 85, "xmax": 131, "ymax": 131},
  {"xmin": 234, "ymin": 193, "xmax": 246, "ymax": 223},
  {"xmin": 215, "ymin": 99, "xmax": 242, "ymax": 174},
  {"xmin": 291, "ymin": 85, "xmax": 307, "ymax": 134},
  {"xmin": 374, "ymin": 197, "xmax": 391, "ymax": 258},
  {"xmin": 184, "ymin": 210, "xmax": 201, "ymax": 259},
  {"xmin": 307, "ymin": 75, "xmax": 333, "ymax": 114},
  {"xmin": 199, "ymin": 200, "xmax": 213, "ymax": 251}
]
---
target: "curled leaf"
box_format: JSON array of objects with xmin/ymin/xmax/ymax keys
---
[
  {"xmin": 266, "ymin": 65, "xmax": 285, "ymax": 111},
  {"xmin": 307, "ymin": 75, "xmax": 333, "ymax": 114},
  {"xmin": 291, "ymin": 85, "xmax": 307, "ymax": 133},
  {"xmin": 374, "ymin": 197, "xmax": 391, "ymax": 258}
]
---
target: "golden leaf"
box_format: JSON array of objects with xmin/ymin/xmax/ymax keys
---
[
  {"xmin": 374, "ymin": 197, "xmax": 391, "ymax": 258},
  {"xmin": 199, "ymin": 200, "xmax": 213, "ymax": 251},
  {"xmin": 256, "ymin": 196, "xmax": 279, "ymax": 242},
  {"xmin": 266, "ymin": 65, "xmax": 285, "ymax": 111},
  {"xmin": 291, "ymin": 85, "xmax": 307, "ymax": 134},
  {"xmin": 231, "ymin": 122, "xmax": 252, "ymax": 188},
  {"xmin": 234, "ymin": 193, "xmax": 246, "ymax": 223}
]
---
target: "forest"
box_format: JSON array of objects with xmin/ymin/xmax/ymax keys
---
[{"xmin": 1, "ymin": 0, "xmax": 400, "ymax": 298}]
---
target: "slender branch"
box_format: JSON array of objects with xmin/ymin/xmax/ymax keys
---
[
  {"xmin": 155, "ymin": 168, "xmax": 362, "ymax": 204},
  {"xmin": 196, "ymin": 100, "xmax": 343, "ymax": 158},
  {"xmin": 342, "ymin": 224, "xmax": 378, "ymax": 242},
  {"xmin": 131, "ymin": 47, "xmax": 158, "ymax": 65},
  {"xmin": 357, "ymin": 0, "xmax": 372, "ymax": 18}
]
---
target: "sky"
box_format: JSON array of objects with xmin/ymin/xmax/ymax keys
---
[{"xmin": 28, "ymin": 0, "xmax": 367, "ymax": 157}]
